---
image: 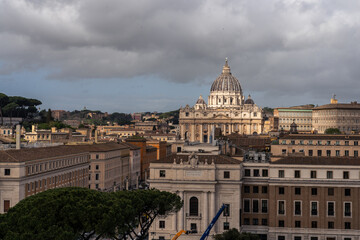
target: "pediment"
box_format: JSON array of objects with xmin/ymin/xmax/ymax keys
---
[{"xmin": 212, "ymin": 114, "xmax": 231, "ymax": 119}]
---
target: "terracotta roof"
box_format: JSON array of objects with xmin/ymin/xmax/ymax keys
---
[
  {"xmin": 0, "ymin": 143, "xmax": 129, "ymax": 163},
  {"xmin": 313, "ymin": 103, "xmax": 360, "ymax": 110},
  {"xmin": 121, "ymin": 142, "xmax": 141, "ymax": 150},
  {"xmin": 0, "ymin": 145, "xmax": 89, "ymax": 163},
  {"xmin": 272, "ymin": 156, "xmax": 360, "ymax": 166},
  {"xmin": 280, "ymin": 134, "xmax": 360, "ymax": 140},
  {"xmin": 155, "ymin": 153, "xmax": 241, "ymax": 165}
]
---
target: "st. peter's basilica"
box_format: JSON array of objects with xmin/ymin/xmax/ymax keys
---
[{"xmin": 179, "ymin": 59, "xmax": 264, "ymax": 143}]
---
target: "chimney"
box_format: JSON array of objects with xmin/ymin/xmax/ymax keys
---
[{"xmin": 16, "ymin": 125, "xmax": 21, "ymax": 150}]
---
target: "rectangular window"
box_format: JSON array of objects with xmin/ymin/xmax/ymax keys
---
[
  {"xmin": 327, "ymin": 202, "xmax": 335, "ymax": 216},
  {"xmin": 327, "ymin": 171, "xmax": 333, "ymax": 179},
  {"xmin": 279, "ymin": 187, "xmax": 285, "ymax": 195},
  {"xmin": 190, "ymin": 223, "xmax": 197, "ymax": 233},
  {"xmin": 328, "ymin": 221, "xmax": 334, "ymax": 229},
  {"xmin": 309, "ymin": 149, "xmax": 313, "ymax": 156},
  {"xmin": 345, "ymin": 141, "xmax": 349, "ymax": 146},
  {"xmin": 253, "ymin": 169, "xmax": 260, "ymax": 177},
  {"xmin": 294, "ymin": 237, "xmax": 302, "ymax": 240},
  {"xmin": 4, "ymin": 169, "xmax": 10, "ymax": 176},
  {"xmin": 311, "ymin": 171, "xmax": 317, "ymax": 178},
  {"xmin": 3, "ymin": 200, "xmax": 10, "ymax": 213},
  {"xmin": 294, "ymin": 170, "xmax": 300, "ymax": 178},
  {"xmin": 95, "ymin": 174, "xmax": 99, "ymax": 180},
  {"xmin": 244, "ymin": 199, "xmax": 250, "ymax": 213},
  {"xmin": 311, "ymin": 221, "xmax": 317, "ymax": 228},
  {"xmin": 344, "ymin": 202, "xmax": 351, "ymax": 217},
  {"xmin": 328, "ymin": 188, "xmax": 334, "ymax": 196},
  {"xmin": 326, "ymin": 150, "xmax": 331, "ymax": 156},
  {"xmin": 278, "ymin": 220, "xmax": 285, "ymax": 227},
  {"xmin": 224, "ymin": 171, "xmax": 230, "ymax": 178},
  {"xmin": 159, "ymin": 170, "xmax": 166, "ymax": 178},
  {"xmin": 311, "ymin": 188, "xmax": 317, "ymax": 196},
  {"xmin": 278, "ymin": 201, "xmax": 285, "ymax": 215},
  {"xmin": 294, "ymin": 201, "xmax": 301, "ymax": 215},
  {"xmin": 336, "ymin": 150, "xmax": 340, "ymax": 156},
  {"xmin": 354, "ymin": 150, "xmax": 358, "ymax": 157},
  {"xmin": 311, "ymin": 202, "xmax": 318, "ymax": 216},
  {"xmin": 345, "ymin": 222, "xmax": 351, "ymax": 229},
  {"xmin": 295, "ymin": 221, "xmax": 301, "ymax": 228},
  {"xmin": 345, "ymin": 188, "xmax": 351, "ymax": 196},
  {"xmin": 244, "ymin": 186, "xmax": 250, "ymax": 193},
  {"xmin": 253, "ymin": 200, "xmax": 259, "ymax": 213},
  {"xmin": 252, "ymin": 218, "xmax": 258, "ymax": 225},
  {"xmin": 261, "ymin": 218, "xmax": 268, "ymax": 226},
  {"xmin": 343, "ymin": 171, "xmax": 349, "ymax": 179},
  {"xmin": 262, "ymin": 169, "xmax": 268, "ymax": 177},
  {"xmin": 95, "ymin": 164, "xmax": 99, "ymax": 169},
  {"xmin": 354, "ymin": 141, "xmax": 358, "ymax": 146},
  {"xmin": 223, "ymin": 222, "xmax": 230, "ymax": 230},
  {"xmin": 253, "ymin": 186, "xmax": 259, "ymax": 193},
  {"xmin": 245, "ymin": 169, "xmax": 251, "ymax": 176},
  {"xmin": 159, "ymin": 220, "xmax": 165, "ymax": 228},
  {"xmin": 282, "ymin": 149, "xmax": 287, "ymax": 154},
  {"xmin": 295, "ymin": 187, "xmax": 301, "ymax": 195},
  {"xmin": 262, "ymin": 186, "xmax": 268, "ymax": 194},
  {"xmin": 262, "ymin": 200, "xmax": 268, "ymax": 213},
  {"xmin": 223, "ymin": 204, "xmax": 230, "ymax": 217},
  {"xmin": 335, "ymin": 141, "xmax": 340, "ymax": 146},
  {"xmin": 317, "ymin": 150, "xmax": 322, "ymax": 156},
  {"xmin": 278, "ymin": 170, "xmax": 284, "ymax": 178},
  {"xmin": 345, "ymin": 150, "xmax": 349, "ymax": 156},
  {"xmin": 327, "ymin": 140, "xmax": 331, "ymax": 145},
  {"xmin": 244, "ymin": 218, "xmax": 250, "ymax": 225}
]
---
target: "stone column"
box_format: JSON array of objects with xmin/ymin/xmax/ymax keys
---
[
  {"xmin": 200, "ymin": 124, "xmax": 203, "ymax": 143},
  {"xmin": 172, "ymin": 212, "xmax": 177, "ymax": 231},
  {"xmin": 178, "ymin": 191, "xmax": 184, "ymax": 230},
  {"xmin": 203, "ymin": 191, "xmax": 208, "ymax": 231},
  {"xmin": 210, "ymin": 191, "xmax": 216, "ymax": 233},
  {"xmin": 191, "ymin": 124, "xmax": 195, "ymax": 142}
]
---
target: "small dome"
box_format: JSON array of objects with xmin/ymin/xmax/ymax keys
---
[
  {"xmin": 210, "ymin": 59, "xmax": 242, "ymax": 93},
  {"xmin": 244, "ymin": 95, "xmax": 254, "ymax": 104},
  {"xmin": 196, "ymin": 95, "xmax": 206, "ymax": 105}
]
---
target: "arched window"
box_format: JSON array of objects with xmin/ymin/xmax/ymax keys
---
[{"xmin": 189, "ymin": 197, "xmax": 199, "ymax": 216}]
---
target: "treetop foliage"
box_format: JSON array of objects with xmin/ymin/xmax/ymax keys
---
[
  {"xmin": 215, "ymin": 229, "xmax": 260, "ymax": 240},
  {"xmin": 0, "ymin": 188, "xmax": 182, "ymax": 240},
  {"xmin": 324, "ymin": 128, "xmax": 342, "ymax": 134}
]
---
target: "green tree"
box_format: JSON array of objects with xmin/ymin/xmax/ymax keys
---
[
  {"xmin": 215, "ymin": 229, "xmax": 260, "ymax": 240},
  {"xmin": 324, "ymin": 128, "xmax": 341, "ymax": 134},
  {"xmin": 3, "ymin": 102, "xmax": 19, "ymax": 125},
  {"xmin": 0, "ymin": 93, "xmax": 9, "ymax": 125},
  {"xmin": 0, "ymin": 188, "xmax": 113, "ymax": 240},
  {"xmin": 111, "ymin": 189, "xmax": 183, "ymax": 240}
]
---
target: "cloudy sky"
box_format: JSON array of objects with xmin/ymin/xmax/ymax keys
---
[{"xmin": 1, "ymin": 0, "xmax": 360, "ymax": 113}]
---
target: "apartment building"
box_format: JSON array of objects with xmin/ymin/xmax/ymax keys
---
[
  {"xmin": 0, "ymin": 145, "xmax": 90, "ymax": 213},
  {"xmin": 272, "ymin": 134, "xmax": 360, "ymax": 157},
  {"xmin": 87, "ymin": 143, "xmax": 130, "ymax": 191},
  {"xmin": 149, "ymin": 152, "xmax": 360, "ymax": 240}
]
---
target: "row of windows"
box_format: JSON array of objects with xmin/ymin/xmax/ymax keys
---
[
  {"xmin": 278, "ymin": 170, "xmax": 354, "ymax": 180},
  {"xmin": 277, "ymin": 220, "xmax": 352, "ymax": 230},
  {"xmin": 243, "ymin": 218, "xmax": 268, "ymax": 226},
  {"xmin": 243, "ymin": 199, "xmax": 268, "ymax": 213},
  {"xmin": 160, "ymin": 170, "xmax": 232, "ymax": 179},
  {"xmin": 282, "ymin": 148, "xmax": 359, "ymax": 157},
  {"xmin": 277, "ymin": 200, "xmax": 352, "ymax": 217},
  {"xmin": 278, "ymin": 187, "xmax": 351, "ymax": 196},
  {"xmin": 244, "ymin": 185, "xmax": 267, "ymax": 194},
  {"xmin": 281, "ymin": 140, "xmax": 359, "ymax": 146},
  {"xmin": 244, "ymin": 169, "xmax": 268, "ymax": 177},
  {"xmin": 278, "ymin": 236, "xmax": 352, "ymax": 240},
  {"xmin": 27, "ymin": 156, "xmax": 88, "ymax": 175}
]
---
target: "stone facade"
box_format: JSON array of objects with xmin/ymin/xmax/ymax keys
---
[{"xmin": 179, "ymin": 60, "xmax": 264, "ymax": 143}]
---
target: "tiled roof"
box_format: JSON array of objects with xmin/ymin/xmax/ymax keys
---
[
  {"xmin": 313, "ymin": 103, "xmax": 360, "ymax": 110},
  {"xmin": 272, "ymin": 156, "xmax": 360, "ymax": 166},
  {"xmin": 280, "ymin": 134, "xmax": 360, "ymax": 140},
  {"xmin": 121, "ymin": 142, "xmax": 141, "ymax": 150},
  {"xmin": 154, "ymin": 153, "xmax": 241, "ymax": 165}
]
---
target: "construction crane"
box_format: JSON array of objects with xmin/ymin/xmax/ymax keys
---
[
  {"xmin": 171, "ymin": 230, "xmax": 186, "ymax": 240},
  {"xmin": 200, "ymin": 204, "xmax": 227, "ymax": 240}
]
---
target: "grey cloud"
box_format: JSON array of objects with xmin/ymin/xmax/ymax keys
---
[{"xmin": 1, "ymin": 0, "xmax": 360, "ymax": 106}]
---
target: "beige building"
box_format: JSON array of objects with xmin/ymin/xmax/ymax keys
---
[
  {"xmin": 179, "ymin": 59, "xmax": 264, "ymax": 143},
  {"xmin": 0, "ymin": 145, "xmax": 89, "ymax": 213},
  {"xmin": 272, "ymin": 134, "xmax": 360, "ymax": 157},
  {"xmin": 87, "ymin": 143, "xmax": 130, "ymax": 191},
  {"xmin": 149, "ymin": 153, "xmax": 242, "ymax": 240},
  {"xmin": 313, "ymin": 97, "xmax": 360, "ymax": 134},
  {"xmin": 274, "ymin": 105, "xmax": 313, "ymax": 132}
]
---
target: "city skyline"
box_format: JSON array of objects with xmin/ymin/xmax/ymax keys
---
[{"xmin": 1, "ymin": 0, "xmax": 360, "ymax": 113}]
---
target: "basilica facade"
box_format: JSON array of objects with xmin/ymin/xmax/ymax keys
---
[{"xmin": 179, "ymin": 59, "xmax": 264, "ymax": 143}]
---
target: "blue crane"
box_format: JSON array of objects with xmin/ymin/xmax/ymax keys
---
[{"xmin": 200, "ymin": 204, "xmax": 227, "ymax": 240}]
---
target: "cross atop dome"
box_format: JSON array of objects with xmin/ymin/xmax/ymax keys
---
[{"xmin": 222, "ymin": 58, "xmax": 231, "ymax": 74}]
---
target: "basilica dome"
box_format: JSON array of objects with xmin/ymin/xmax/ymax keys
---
[{"xmin": 210, "ymin": 59, "xmax": 242, "ymax": 93}]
